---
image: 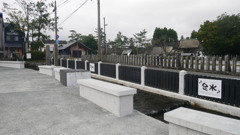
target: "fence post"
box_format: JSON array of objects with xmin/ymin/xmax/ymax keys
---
[
  {"xmin": 176, "ymin": 55, "xmax": 180, "ymax": 68},
  {"xmin": 85, "ymin": 60, "xmax": 88, "ymax": 70},
  {"xmin": 179, "ymin": 70, "xmax": 187, "ymax": 95},
  {"xmin": 60, "ymin": 58, "xmax": 63, "ymax": 67},
  {"xmin": 212, "ymin": 57, "xmax": 216, "ymax": 71},
  {"xmin": 168, "ymin": 56, "xmax": 171, "ymax": 67},
  {"xmin": 195, "ymin": 56, "xmax": 199, "ymax": 70},
  {"xmin": 201, "ymin": 57, "xmax": 205, "ymax": 70},
  {"xmin": 67, "ymin": 59, "xmax": 69, "ymax": 68},
  {"xmin": 98, "ymin": 61, "xmax": 102, "ymax": 75},
  {"xmin": 185, "ymin": 56, "xmax": 189, "ymax": 69},
  {"xmin": 181, "ymin": 56, "xmax": 184, "ymax": 68},
  {"xmin": 206, "ymin": 56, "xmax": 210, "ymax": 71},
  {"xmin": 116, "ymin": 63, "xmax": 120, "ymax": 80},
  {"xmin": 141, "ymin": 66, "xmax": 147, "ymax": 86},
  {"xmin": 225, "ymin": 55, "xmax": 231, "ymax": 72},
  {"xmin": 219, "ymin": 57, "xmax": 222, "ymax": 72},
  {"xmin": 172, "ymin": 56, "xmax": 175, "ymax": 68},
  {"xmin": 233, "ymin": 57, "xmax": 237, "ymax": 74},
  {"xmin": 190, "ymin": 56, "xmax": 193, "ymax": 69},
  {"xmin": 75, "ymin": 59, "xmax": 77, "ymax": 69}
]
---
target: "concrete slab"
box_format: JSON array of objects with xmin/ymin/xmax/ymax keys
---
[{"xmin": 0, "ymin": 67, "xmax": 168, "ymax": 135}]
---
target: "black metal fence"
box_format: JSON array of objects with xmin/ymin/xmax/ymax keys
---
[
  {"xmin": 185, "ymin": 74, "xmax": 240, "ymax": 107},
  {"xmin": 68, "ymin": 60, "xmax": 75, "ymax": 69},
  {"xmin": 62, "ymin": 60, "xmax": 67, "ymax": 68},
  {"xmin": 119, "ymin": 66, "xmax": 141, "ymax": 84},
  {"xmin": 100, "ymin": 63, "xmax": 116, "ymax": 78},
  {"xmin": 145, "ymin": 69, "xmax": 179, "ymax": 93},
  {"xmin": 76, "ymin": 61, "xmax": 85, "ymax": 69}
]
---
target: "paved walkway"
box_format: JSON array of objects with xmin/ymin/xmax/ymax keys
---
[{"xmin": 0, "ymin": 67, "xmax": 168, "ymax": 135}]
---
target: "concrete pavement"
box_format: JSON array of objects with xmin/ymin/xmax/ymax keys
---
[{"xmin": 0, "ymin": 67, "xmax": 168, "ymax": 135}]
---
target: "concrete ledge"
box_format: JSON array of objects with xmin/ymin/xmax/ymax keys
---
[
  {"xmin": 60, "ymin": 69, "xmax": 91, "ymax": 86},
  {"xmin": 0, "ymin": 61, "xmax": 25, "ymax": 69},
  {"xmin": 54, "ymin": 67, "xmax": 68, "ymax": 81},
  {"xmin": 91, "ymin": 74, "xmax": 240, "ymax": 117},
  {"xmin": 77, "ymin": 79, "xmax": 137, "ymax": 117},
  {"xmin": 38, "ymin": 65, "xmax": 55, "ymax": 76},
  {"xmin": 164, "ymin": 107, "xmax": 240, "ymax": 135}
]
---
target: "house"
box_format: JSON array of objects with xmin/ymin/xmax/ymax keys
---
[
  {"xmin": 0, "ymin": 13, "xmax": 4, "ymax": 58},
  {"xmin": 4, "ymin": 23, "xmax": 24, "ymax": 59},
  {"xmin": 43, "ymin": 40, "xmax": 68, "ymax": 52},
  {"xmin": 179, "ymin": 39, "xmax": 201, "ymax": 53},
  {"xmin": 58, "ymin": 41, "xmax": 90, "ymax": 58}
]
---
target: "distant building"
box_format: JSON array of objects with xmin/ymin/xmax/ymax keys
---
[
  {"xmin": 58, "ymin": 41, "xmax": 90, "ymax": 58},
  {"xmin": 43, "ymin": 40, "xmax": 68, "ymax": 52},
  {"xmin": 179, "ymin": 39, "xmax": 201, "ymax": 53},
  {"xmin": 4, "ymin": 23, "xmax": 24, "ymax": 59},
  {"xmin": 0, "ymin": 13, "xmax": 4, "ymax": 58}
]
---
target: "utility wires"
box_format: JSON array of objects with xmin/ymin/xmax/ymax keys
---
[{"xmin": 58, "ymin": 0, "xmax": 89, "ymax": 26}]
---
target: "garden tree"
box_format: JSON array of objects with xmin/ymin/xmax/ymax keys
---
[
  {"xmin": 196, "ymin": 13, "xmax": 240, "ymax": 55},
  {"xmin": 152, "ymin": 27, "xmax": 178, "ymax": 55},
  {"xmin": 115, "ymin": 32, "xmax": 129, "ymax": 49},
  {"xmin": 133, "ymin": 29, "xmax": 150, "ymax": 54},
  {"xmin": 31, "ymin": 0, "xmax": 54, "ymax": 50},
  {"xmin": 191, "ymin": 30, "xmax": 198, "ymax": 39},
  {"xmin": 80, "ymin": 34, "xmax": 98, "ymax": 54},
  {"xmin": 68, "ymin": 30, "xmax": 82, "ymax": 42}
]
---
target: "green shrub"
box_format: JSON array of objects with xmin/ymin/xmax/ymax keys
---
[{"xmin": 30, "ymin": 51, "xmax": 45, "ymax": 60}]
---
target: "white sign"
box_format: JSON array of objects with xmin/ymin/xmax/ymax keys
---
[
  {"xmin": 27, "ymin": 53, "xmax": 31, "ymax": 59},
  {"xmin": 90, "ymin": 63, "xmax": 95, "ymax": 72},
  {"xmin": 198, "ymin": 78, "xmax": 222, "ymax": 99}
]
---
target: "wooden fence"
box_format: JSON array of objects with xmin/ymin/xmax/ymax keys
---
[{"xmin": 81, "ymin": 55, "xmax": 240, "ymax": 75}]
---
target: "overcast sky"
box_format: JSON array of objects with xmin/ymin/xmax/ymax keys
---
[{"xmin": 1, "ymin": 0, "xmax": 240, "ymax": 41}]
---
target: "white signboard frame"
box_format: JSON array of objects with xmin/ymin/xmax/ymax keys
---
[
  {"xmin": 26, "ymin": 53, "xmax": 31, "ymax": 59},
  {"xmin": 198, "ymin": 78, "xmax": 222, "ymax": 99},
  {"xmin": 90, "ymin": 63, "xmax": 95, "ymax": 72}
]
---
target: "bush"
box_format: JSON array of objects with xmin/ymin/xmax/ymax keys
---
[{"xmin": 30, "ymin": 51, "xmax": 45, "ymax": 60}]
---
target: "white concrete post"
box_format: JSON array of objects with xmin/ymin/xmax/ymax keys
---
[
  {"xmin": 141, "ymin": 66, "xmax": 147, "ymax": 86},
  {"xmin": 179, "ymin": 70, "xmax": 187, "ymax": 95},
  {"xmin": 85, "ymin": 60, "xmax": 88, "ymax": 70},
  {"xmin": 67, "ymin": 59, "xmax": 69, "ymax": 68},
  {"xmin": 60, "ymin": 58, "xmax": 63, "ymax": 67},
  {"xmin": 75, "ymin": 59, "xmax": 77, "ymax": 69},
  {"xmin": 116, "ymin": 63, "xmax": 121, "ymax": 80},
  {"xmin": 98, "ymin": 61, "xmax": 102, "ymax": 75}
]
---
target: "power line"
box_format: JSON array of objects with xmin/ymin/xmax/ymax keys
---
[
  {"xmin": 59, "ymin": 0, "xmax": 89, "ymax": 26},
  {"xmin": 57, "ymin": 0, "xmax": 71, "ymax": 8}
]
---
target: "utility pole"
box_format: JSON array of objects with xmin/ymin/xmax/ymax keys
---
[
  {"xmin": 97, "ymin": 0, "xmax": 101, "ymax": 61},
  {"xmin": 103, "ymin": 17, "xmax": 107, "ymax": 55},
  {"xmin": 26, "ymin": 4, "xmax": 29, "ymax": 53},
  {"xmin": 54, "ymin": 0, "xmax": 59, "ymax": 66}
]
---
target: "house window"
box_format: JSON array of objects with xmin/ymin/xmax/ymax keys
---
[{"xmin": 6, "ymin": 32, "xmax": 19, "ymax": 41}]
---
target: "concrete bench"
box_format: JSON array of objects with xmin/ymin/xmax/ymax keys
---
[
  {"xmin": 60, "ymin": 69, "xmax": 90, "ymax": 86},
  {"xmin": 54, "ymin": 67, "xmax": 68, "ymax": 81},
  {"xmin": 77, "ymin": 79, "xmax": 137, "ymax": 117},
  {"xmin": 164, "ymin": 107, "xmax": 240, "ymax": 135},
  {"xmin": 38, "ymin": 65, "xmax": 56, "ymax": 76},
  {"xmin": 0, "ymin": 61, "xmax": 25, "ymax": 69}
]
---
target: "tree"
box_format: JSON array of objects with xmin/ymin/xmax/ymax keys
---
[
  {"xmin": 68, "ymin": 30, "xmax": 82, "ymax": 42},
  {"xmin": 81, "ymin": 34, "xmax": 98, "ymax": 54},
  {"xmin": 133, "ymin": 29, "xmax": 150, "ymax": 54},
  {"xmin": 191, "ymin": 30, "xmax": 198, "ymax": 39},
  {"xmin": 30, "ymin": 0, "xmax": 54, "ymax": 50},
  {"xmin": 196, "ymin": 13, "xmax": 240, "ymax": 55},
  {"xmin": 152, "ymin": 27, "xmax": 178, "ymax": 55}
]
